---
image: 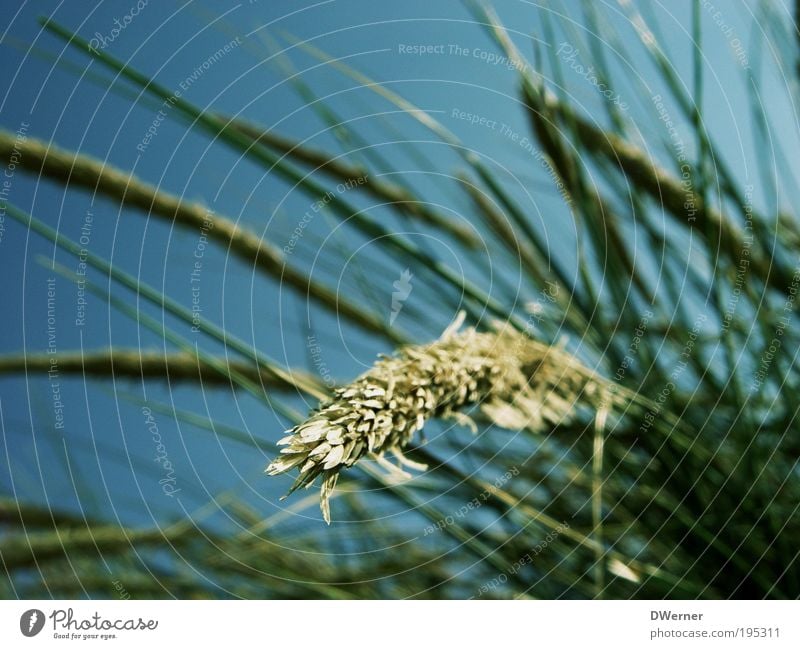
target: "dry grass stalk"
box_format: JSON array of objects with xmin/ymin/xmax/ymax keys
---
[
  {"xmin": 0, "ymin": 349, "xmax": 321, "ymax": 391},
  {"xmin": 227, "ymin": 118, "xmax": 481, "ymax": 249},
  {"xmin": 541, "ymin": 90, "xmax": 793, "ymax": 292},
  {"xmin": 476, "ymin": 7, "xmax": 787, "ymax": 292},
  {"xmin": 0, "ymin": 523, "xmax": 191, "ymax": 569},
  {"xmin": 0, "ymin": 130, "xmax": 402, "ymax": 342},
  {"xmin": 267, "ymin": 313, "xmax": 616, "ymax": 522},
  {"xmin": 458, "ymin": 172, "xmax": 552, "ymax": 287}
]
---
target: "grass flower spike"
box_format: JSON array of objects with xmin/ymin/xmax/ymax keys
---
[{"xmin": 267, "ymin": 314, "xmax": 616, "ymax": 522}]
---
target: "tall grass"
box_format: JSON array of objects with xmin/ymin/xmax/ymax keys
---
[{"xmin": 1, "ymin": 2, "xmax": 799, "ymax": 599}]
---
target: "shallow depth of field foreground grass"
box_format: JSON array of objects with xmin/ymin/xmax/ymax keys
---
[{"xmin": 0, "ymin": 1, "xmax": 799, "ymax": 599}]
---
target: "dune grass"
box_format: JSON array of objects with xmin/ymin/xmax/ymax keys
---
[{"xmin": 1, "ymin": 2, "xmax": 799, "ymax": 599}]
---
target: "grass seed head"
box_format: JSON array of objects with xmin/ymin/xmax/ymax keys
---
[{"xmin": 267, "ymin": 315, "xmax": 613, "ymax": 522}]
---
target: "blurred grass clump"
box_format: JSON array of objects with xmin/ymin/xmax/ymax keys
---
[{"xmin": 1, "ymin": 1, "xmax": 799, "ymax": 599}]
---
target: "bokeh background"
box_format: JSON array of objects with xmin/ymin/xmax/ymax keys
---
[{"xmin": 1, "ymin": 0, "xmax": 798, "ymax": 599}]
